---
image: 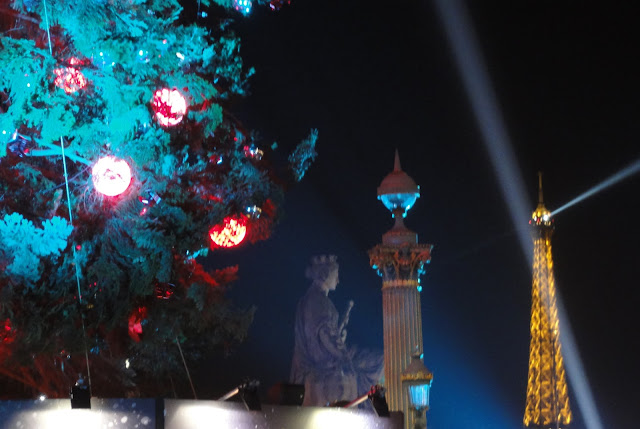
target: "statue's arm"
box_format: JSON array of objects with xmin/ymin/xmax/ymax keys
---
[{"xmin": 318, "ymin": 323, "xmax": 347, "ymax": 358}]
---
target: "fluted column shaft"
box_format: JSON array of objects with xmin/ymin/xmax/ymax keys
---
[{"xmin": 383, "ymin": 279, "xmax": 423, "ymax": 427}]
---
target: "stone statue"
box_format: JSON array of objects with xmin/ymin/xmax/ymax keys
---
[{"xmin": 290, "ymin": 255, "xmax": 384, "ymax": 406}]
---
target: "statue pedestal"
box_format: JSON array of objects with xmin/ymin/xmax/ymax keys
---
[{"xmin": 302, "ymin": 371, "xmax": 358, "ymax": 406}]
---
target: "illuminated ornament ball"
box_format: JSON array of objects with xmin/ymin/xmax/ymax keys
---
[
  {"xmin": 209, "ymin": 216, "xmax": 247, "ymax": 248},
  {"xmin": 92, "ymin": 156, "xmax": 132, "ymax": 197},
  {"xmin": 152, "ymin": 88, "xmax": 187, "ymax": 127},
  {"xmin": 234, "ymin": 0, "xmax": 252, "ymax": 15},
  {"xmin": 53, "ymin": 67, "xmax": 87, "ymax": 94}
]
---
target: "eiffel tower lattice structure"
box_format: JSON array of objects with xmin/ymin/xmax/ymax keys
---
[{"xmin": 524, "ymin": 173, "xmax": 573, "ymax": 429}]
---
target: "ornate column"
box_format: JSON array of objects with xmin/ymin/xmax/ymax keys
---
[{"xmin": 369, "ymin": 151, "xmax": 433, "ymax": 429}]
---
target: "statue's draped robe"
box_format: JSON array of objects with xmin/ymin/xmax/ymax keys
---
[{"xmin": 290, "ymin": 286, "xmax": 383, "ymax": 406}]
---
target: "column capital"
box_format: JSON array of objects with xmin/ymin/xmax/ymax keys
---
[{"xmin": 369, "ymin": 242, "xmax": 433, "ymax": 284}]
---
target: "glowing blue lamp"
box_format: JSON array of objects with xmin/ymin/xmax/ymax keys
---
[
  {"xmin": 377, "ymin": 150, "xmax": 420, "ymax": 245},
  {"xmin": 402, "ymin": 353, "xmax": 433, "ymax": 428},
  {"xmin": 408, "ymin": 383, "xmax": 430, "ymax": 411},
  {"xmin": 377, "ymin": 150, "xmax": 420, "ymax": 218}
]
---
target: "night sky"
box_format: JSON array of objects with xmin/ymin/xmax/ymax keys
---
[{"xmin": 198, "ymin": 2, "xmax": 639, "ymax": 428}]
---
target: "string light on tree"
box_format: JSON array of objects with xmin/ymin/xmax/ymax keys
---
[
  {"xmin": 209, "ymin": 154, "xmax": 224, "ymax": 165},
  {"xmin": 245, "ymin": 205, "xmax": 262, "ymax": 219},
  {"xmin": 243, "ymin": 144, "xmax": 263, "ymax": 160},
  {"xmin": 6, "ymin": 130, "xmax": 33, "ymax": 157},
  {"xmin": 92, "ymin": 156, "xmax": 133, "ymax": 197},
  {"xmin": 233, "ymin": 0, "xmax": 252, "ymax": 15},
  {"xmin": 209, "ymin": 215, "xmax": 247, "ymax": 248},
  {"xmin": 93, "ymin": 51, "xmax": 115, "ymax": 69},
  {"xmin": 154, "ymin": 282, "xmax": 176, "ymax": 300},
  {"xmin": 152, "ymin": 88, "xmax": 187, "ymax": 127},
  {"xmin": 269, "ymin": 0, "xmax": 291, "ymax": 11},
  {"xmin": 138, "ymin": 189, "xmax": 162, "ymax": 215},
  {"xmin": 137, "ymin": 49, "xmax": 150, "ymax": 63}
]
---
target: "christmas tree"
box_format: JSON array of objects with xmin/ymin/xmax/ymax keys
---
[{"xmin": 0, "ymin": 0, "xmax": 314, "ymax": 398}]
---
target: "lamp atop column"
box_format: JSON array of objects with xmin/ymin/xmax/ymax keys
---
[{"xmin": 377, "ymin": 150, "xmax": 420, "ymax": 245}]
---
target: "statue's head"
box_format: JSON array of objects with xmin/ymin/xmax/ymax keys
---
[{"xmin": 306, "ymin": 255, "xmax": 339, "ymax": 291}]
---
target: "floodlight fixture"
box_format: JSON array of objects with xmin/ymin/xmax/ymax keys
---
[
  {"xmin": 343, "ymin": 385, "xmax": 390, "ymax": 417},
  {"xmin": 218, "ymin": 379, "xmax": 261, "ymax": 411}
]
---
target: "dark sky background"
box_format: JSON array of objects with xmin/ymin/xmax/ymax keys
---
[{"xmin": 198, "ymin": 1, "xmax": 639, "ymax": 428}]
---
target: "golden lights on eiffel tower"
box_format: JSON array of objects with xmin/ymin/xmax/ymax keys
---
[{"xmin": 524, "ymin": 173, "xmax": 572, "ymax": 428}]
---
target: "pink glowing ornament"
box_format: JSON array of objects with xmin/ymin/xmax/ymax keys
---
[
  {"xmin": 92, "ymin": 156, "xmax": 132, "ymax": 197},
  {"xmin": 152, "ymin": 88, "xmax": 187, "ymax": 127},
  {"xmin": 209, "ymin": 216, "xmax": 247, "ymax": 248}
]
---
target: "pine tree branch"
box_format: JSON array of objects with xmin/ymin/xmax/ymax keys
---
[
  {"xmin": 0, "ymin": 7, "xmax": 40, "ymax": 25},
  {"xmin": 0, "ymin": 365, "xmax": 39, "ymax": 396},
  {"xmin": 28, "ymin": 141, "xmax": 92, "ymax": 165},
  {"xmin": 32, "ymin": 355, "xmax": 72, "ymax": 397}
]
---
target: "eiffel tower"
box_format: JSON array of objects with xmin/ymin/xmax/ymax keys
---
[{"xmin": 523, "ymin": 173, "xmax": 572, "ymax": 428}]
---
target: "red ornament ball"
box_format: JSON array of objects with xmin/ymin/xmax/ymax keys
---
[
  {"xmin": 2, "ymin": 319, "xmax": 14, "ymax": 344},
  {"xmin": 53, "ymin": 67, "xmax": 87, "ymax": 94},
  {"xmin": 209, "ymin": 216, "xmax": 247, "ymax": 248},
  {"xmin": 152, "ymin": 88, "xmax": 187, "ymax": 127},
  {"xmin": 92, "ymin": 156, "xmax": 132, "ymax": 197},
  {"xmin": 128, "ymin": 307, "xmax": 147, "ymax": 343}
]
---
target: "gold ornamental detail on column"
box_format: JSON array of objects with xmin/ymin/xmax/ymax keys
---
[
  {"xmin": 382, "ymin": 279, "xmax": 419, "ymax": 289},
  {"xmin": 370, "ymin": 243, "xmax": 433, "ymax": 284}
]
